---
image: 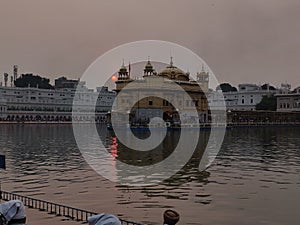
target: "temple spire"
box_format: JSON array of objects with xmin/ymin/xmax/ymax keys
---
[
  {"xmin": 170, "ymin": 56, "xmax": 174, "ymax": 67},
  {"xmin": 118, "ymin": 60, "xmax": 129, "ymax": 80},
  {"xmin": 144, "ymin": 57, "xmax": 155, "ymax": 77}
]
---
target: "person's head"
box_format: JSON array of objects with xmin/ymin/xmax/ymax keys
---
[
  {"xmin": 0, "ymin": 200, "xmax": 26, "ymax": 225},
  {"xmin": 88, "ymin": 214, "xmax": 121, "ymax": 225},
  {"xmin": 163, "ymin": 209, "xmax": 180, "ymax": 225}
]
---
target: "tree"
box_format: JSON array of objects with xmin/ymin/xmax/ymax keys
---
[
  {"xmin": 216, "ymin": 83, "xmax": 237, "ymax": 92},
  {"xmin": 256, "ymin": 94, "xmax": 277, "ymax": 111},
  {"xmin": 14, "ymin": 74, "xmax": 54, "ymax": 89}
]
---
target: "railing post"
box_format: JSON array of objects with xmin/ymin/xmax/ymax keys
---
[{"xmin": 0, "ymin": 190, "xmax": 143, "ymax": 225}]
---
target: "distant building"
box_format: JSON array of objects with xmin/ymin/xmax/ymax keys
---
[
  {"xmin": 54, "ymin": 77, "xmax": 79, "ymax": 89},
  {"xmin": 276, "ymin": 86, "xmax": 300, "ymax": 112},
  {"xmin": 0, "ymin": 92, "xmax": 7, "ymax": 119},
  {"xmin": 209, "ymin": 83, "xmax": 278, "ymax": 111},
  {"xmin": 0, "ymin": 81, "xmax": 115, "ymax": 122}
]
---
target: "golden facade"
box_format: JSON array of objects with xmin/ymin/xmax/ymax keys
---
[{"xmin": 114, "ymin": 58, "xmax": 209, "ymax": 124}]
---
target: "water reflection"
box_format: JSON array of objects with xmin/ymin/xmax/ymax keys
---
[{"xmin": 0, "ymin": 124, "xmax": 299, "ymax": 224}]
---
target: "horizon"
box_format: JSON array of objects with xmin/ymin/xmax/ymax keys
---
[{"xmin": 1, "ymin": 62, "xmax": 298, "ymax": 91}]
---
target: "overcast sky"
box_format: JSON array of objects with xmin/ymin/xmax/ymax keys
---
[{"xmin": 0, "ymin": 0, "xmax": 299, "ymax": 89}]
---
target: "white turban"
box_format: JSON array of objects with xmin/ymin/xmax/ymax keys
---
[
  {"xmin": 88, "ymin": 214, "xmax": 122, "ymax": 225},
  {"xmin": 0, "ymin": 200, "xmax": 26, "ymax": 223}
]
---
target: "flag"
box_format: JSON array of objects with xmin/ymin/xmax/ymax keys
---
[{"xmin": 0, "ymin": 155, "xmax": 5, "ymax": 170}]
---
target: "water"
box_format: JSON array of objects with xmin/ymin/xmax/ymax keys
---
[{"xmin": 0, "ymin": 124, "xmax": 299, "ymax": 225}]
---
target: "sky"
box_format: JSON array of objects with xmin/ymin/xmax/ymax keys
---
[{"xmin": 0, "ymin": 0, "xmax": 299, "ymax": 89}]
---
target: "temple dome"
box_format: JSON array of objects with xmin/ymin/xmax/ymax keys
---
[
  {"xmin": 145, "ymin": 61, "xmax": 153, "ymax": 70},
  {"xmin": 143, "ymin": 58, "xmax": 156, "ymax": 77},
  {"xmin": 119, "ymin": 64, "xmax": 127, "ymax": 73},
  {"xmin": 159, "ymin": 57, "xmax": 189, "ymax": 81}
]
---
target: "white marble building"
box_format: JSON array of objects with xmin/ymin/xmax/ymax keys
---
[
  {"xmin": 276, "ymin": 86, "xmax": 300, "ymax": 112},
  {"xmin": 208, "ymin": 84, "xmax": 278, "ymax": 111},
  {"xmin": 0, "ymin": 83, "xmax": 115, "ymax": 121}
]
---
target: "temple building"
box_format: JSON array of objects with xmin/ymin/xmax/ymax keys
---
[{"xmin": 114, "ymin": 58, "xmax": 209, "ymax": 126}]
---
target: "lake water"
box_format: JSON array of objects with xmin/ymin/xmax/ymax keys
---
[{"xmin": 0, "ymin": 124, "xmax": 299, "ymax": 225}]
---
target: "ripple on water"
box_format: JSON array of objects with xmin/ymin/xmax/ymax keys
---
[{"xmin": 1, "ymin": 125, "xmax": 300, "ymax": 225}]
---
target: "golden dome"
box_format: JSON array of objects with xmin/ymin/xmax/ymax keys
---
[
  {"xmin": 145, "ymin": 61, "xmax": 153, "ymax": 70},
  {"xmin": 144, "ymin": 60, "xmax": 154, "ymax": 73},
  {"xmin": 159, "ymin": 57, "xmax": 189, "ymax": 81}
]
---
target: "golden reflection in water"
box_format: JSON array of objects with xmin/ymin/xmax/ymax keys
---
[
  {"xmin": 1, "ymin": 125, "xmax": 300, "ymax": 225},
  {"xmin": 110, "ymin": 136, "xmax": 119, "ymax": 159}
]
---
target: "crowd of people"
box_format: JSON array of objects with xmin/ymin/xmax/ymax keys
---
[{"xmin": 0, "ymin": 200, "xmax": 180, "ymax": 225}]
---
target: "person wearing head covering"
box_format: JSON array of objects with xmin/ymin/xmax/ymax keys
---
[
  {"xmin": 0, "ymin": 200, "xmax": 26, "ymax": 225},
  {"xmin": 163, "ymin": 209, "xmax": 180, "ymax": 225},
  {"xmin": 88, "ymin": 213, "xmax": 121, "ymax": 225}
]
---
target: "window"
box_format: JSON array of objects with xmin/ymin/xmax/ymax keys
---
[
  {"xmin": 149, "ymin": 100, "xmax": 153, "ymax": 106},
  {"xmin": 242, "ymin": 99, "xmax": 244, "ymax": 104},
  {"xmin": 163, "ymin": 100, "xmax": 169, "ymax": 106},
  {"xmin": 250, "ymin": 99, "xmax": 253, "ymax": 104}
]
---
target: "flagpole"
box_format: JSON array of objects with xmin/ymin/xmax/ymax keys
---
[{"xmin": 128, "ymin": 62, "xmax": 131, "ymax": 78}]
